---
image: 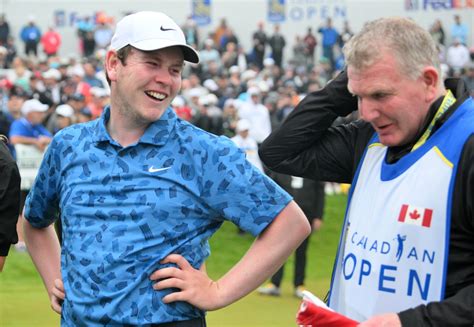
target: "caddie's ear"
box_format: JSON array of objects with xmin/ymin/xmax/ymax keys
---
[
  {"xmin": 421, "ymin": 66, "xmax": 440, "ymax": 103},
  {"xmin": 105, "ymin": 50, "xmax": 120, "ymax": 82}
]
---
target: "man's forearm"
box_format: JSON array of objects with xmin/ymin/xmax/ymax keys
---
[
  {"xmin": 24, "ymin": 220, "xmax": 61, "ymax": 298},
  {"xmin": 216, "ymin": 201, "xmax": 311, "ymax": 307},
  {"xmin": 259, "ymin": 71, "xmax": 356, "ymax": 173}
]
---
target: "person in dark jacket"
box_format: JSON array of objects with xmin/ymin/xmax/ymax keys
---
[
  {"xmin": 0, "ymin": 135, "xmax": 21, "ymax": 271},
  {"xmin": 260, "ymin": 17, "xmax": 474, "ymax": 326}
]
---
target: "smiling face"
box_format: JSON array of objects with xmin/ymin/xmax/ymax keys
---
[
  {"xmin": 347, "ymin": 51, "xmax": 434, "ymax": 147},
  {"xmin": 106, "ymin": 46, "xmax": 184, "ymax": 126}
]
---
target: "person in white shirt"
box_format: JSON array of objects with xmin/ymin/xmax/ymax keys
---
[
  {"xmin": 237, "ymin": 86, "xmax": 271, "ymax": 144},
  {"xmin": 231, "ymin": 119, "xmax": 264, "ymax": 172},
  {"xmin": 446, "ymin": 37, "xmax": 470, "ymax": 75}
]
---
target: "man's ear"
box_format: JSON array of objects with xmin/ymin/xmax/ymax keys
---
[
  {"xmin": 421, "ymin": 66, "xmax": 440, "ymax": 103},
  {"xmin": 105, "ymin": 50, "xmax": 119, "ymax": 82}
]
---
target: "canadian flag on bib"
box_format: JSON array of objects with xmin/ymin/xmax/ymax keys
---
[{"xmin": 398, "ymin": 204, "xmax": 433, "ymax": 228}]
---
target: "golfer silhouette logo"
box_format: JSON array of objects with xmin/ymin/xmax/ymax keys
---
[{"xmin": 395, "ymin": 234, "xmax": 407, "ymax": 262}]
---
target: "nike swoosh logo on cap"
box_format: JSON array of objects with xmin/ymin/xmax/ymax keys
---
[
  {"xmin": 149, "ymin": 166, "xmax": 171, "ymax": 173},
  {"xmin": 160, "ymin": 26, "xmax": 175, "ymax": 31}
]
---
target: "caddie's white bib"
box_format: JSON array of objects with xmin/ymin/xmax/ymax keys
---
[
  {"xmin": 328, "ymin": 96, "xmax": 474, "ymax": 321},
  {"xmin": 329, "ymin": 143, "xmax": 450, "ymax": 321}
]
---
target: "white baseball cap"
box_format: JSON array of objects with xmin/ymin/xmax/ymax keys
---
[
  {"xmin": 110, "ymin": 11, "xmax": 200, "ymax": 64},
  {"xmin": 55, "ymin": 104, "xmax": 74, "ymax": 118},
  {"xmin": 21, "ymin": 99, "xmax": 49, "ymax": 116}
]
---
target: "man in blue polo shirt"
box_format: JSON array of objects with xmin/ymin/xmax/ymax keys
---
[{"xmin": 23, "ymin": 11, "xmax": 310, "ymax": 326}]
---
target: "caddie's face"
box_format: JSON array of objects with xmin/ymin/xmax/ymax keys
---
[
  {"xmin": 108, "ymin": 47, "xmax": 184, "ymax": 124},
  {"xmin": 348, "ymin": 52, "xmax": 431, "ymax": 147}
]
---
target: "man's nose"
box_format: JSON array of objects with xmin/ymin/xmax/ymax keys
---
[
  {"xmin": 358, "ymin": 98, "xmax": 379, "ymax": 122},
  {"xmin": 154, "ymin": 68, "xmax": 172, "ymax": 85}
]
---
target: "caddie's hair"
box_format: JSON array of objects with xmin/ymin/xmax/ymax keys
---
[{"xmin": 343, "ymin": 17, "xmax": 440, "ymax": 80}]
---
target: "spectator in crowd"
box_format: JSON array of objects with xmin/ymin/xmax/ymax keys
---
[
  {"xmin": 450, "ymin": 14, "xmax": 468, "ymax": 45},
  {"xmin": 41, "ymin": 26, "xmax": 61, "ymax": 57},
  {"xmin": 221, "ymin": 98, "xmax": 239, "ymax": 137},
  {"xmin": 23, "ymin": 11, "xmax": 310, "ymax": 325},
  {"xmin": 238, "ymin": 86, "xmax": 271, "ymax": 145},
  {"xmin": 9, "ymin": 99, "xmax": 52, "ymax": 151},
  {"xmin": 82, "ymin": 31, "xmax": 96, "ymax": 58},
  {"xmin": 182, "ymin": 16, "xmax": 199, "ymax": 49},
  {"xmin": 93, "ymin": 16, "xmax": 113, "ymax": 50},
  {"xmin": 462, "ymin": 62, "xmax": 474, "ymax": 97},
  {"xmin": 338, "ymin": 20, "xmax": 354, "ymax": 48},
  {"xmin": 212, "ymin": 18, "xmax": 228, "ymax": 52},
  {"xmin": 260, "ymin": 17, "xmax": 474, "ymax": 326},
  {"xmin": 0, "ymin": 86, "xmax": 28, "ymax": 156},
  {"xmin": 7, "ymin": 57, "xmax": 32, "ymax": 88},
  {"xmin": 76, "ymin": 15, "xmax": 95, "ymax": 55},
  {"xmin": 0, "ymin": 14, "xmax": 10, "ymax": 46},
  {"xmin": 41, "ymin": 68, "xmax": 62, "ymax": 105},
  {"xmin": 5, "ymin": 36, "xmax": 17, "ymax": 67},
  {"xmin": 251, "ymin": 21, "xmax": 267, "ymax": 69},
  {"xmin": 0, "ymin": 134, "xmax": 21, "ymax": 271},
  {"xmin": 0, "ymin": 46, "xmax": 8, "ymax": 68},
  {"xmin": 221, "ymin": 41, "xmax": 239, "ymax": 69},
  {"xmin": 429, "ymin": 19, "xmax": 445, "ymax": 47},
  {"xmin": 82, "ymin": 62, "xmax": 104, "ymax": 88},
  {"xmin": 9, "ymin": 98, "xmax": 51, "ymax": 252},
  {"xmin": 171, "ymin": 95, "xmax": 192, "ymax": 121},
  {"xmin": 446, "ymin": 37, "xmax": 471, "ymax": 76},
  {"xmin": 219, "ymin": 28, "xmax": 239, "ymax": 53},
  {"xmin": 258, "ymin": 176, "xmax": 324, "ymax": 298},
  {"xmin": 268, "ymin": 24, "xmax": 286, "ymax": 68},
  {"xmin": 20, "ymin": 16, "xmax": 41, "ymax": 57},
  {"xmin": 231, "ymin": 119, "xmax": 264, "ymax": 172},
  {"xmin": 194, "ymin": 93, "xmax": 223, "ymax": 135},
  {"xmin": 303, "ymin": 27, "xmax": 317, "ymax": 67},
  {"xmin": 64, "ymin": 92, "xmax": 86, "ymax": 116},
  {"xmin": 318, "ymin": 17, "xmax": 339, "ymax": 73},
  {"xmin": 88, "ymin": 86, "xmax": 109, "ymax": 118},
  {"xmin": 199, "ymin": 39, "xmax": 221, "ymax": 76},
  {"xmin": 48, "ymin": 103, "xmax": 74, "ymax": 134},
  {"xmin": 291, "ymin": 35, "xmax": 306, "ymax": 69}
]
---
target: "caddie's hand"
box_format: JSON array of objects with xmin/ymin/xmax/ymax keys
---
[
  {"xmin": 50, "ymin": 278, "xmax": 65, "ymax": 314},
  {"xmin": 150, "ymin": 254, "xmax": 222, "ymax": 311},
  {"xmin": 358, "ymin": 313, "xmax": 401, "ymax": 327}
]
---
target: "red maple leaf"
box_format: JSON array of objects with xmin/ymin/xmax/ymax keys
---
[{"xmin": 410, "ymin": 209, "xmax": 420, "ymax": 220}]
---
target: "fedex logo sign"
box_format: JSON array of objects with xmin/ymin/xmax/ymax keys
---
[{"xmin": 405, "ymin": 0, "xmax": 474, "ymax": 10}]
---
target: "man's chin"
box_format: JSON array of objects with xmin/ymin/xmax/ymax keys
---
[{"xmin": 378, "ymin": 135, "xmax": 400, "ymax": 147}]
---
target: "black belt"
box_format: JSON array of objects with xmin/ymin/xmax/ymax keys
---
[{"xmin": 151, "ymin": 317, "xmax": 206, "ymax": 327}]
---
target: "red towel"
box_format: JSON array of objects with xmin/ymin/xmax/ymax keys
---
[{"xmin": 296, "ymin": 298, "xmax": 359, "ymax": 327}]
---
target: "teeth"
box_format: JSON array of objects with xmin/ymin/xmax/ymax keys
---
[{"xmin": 146, "ymin": 91, "xmax": 166, "ymax": 100}]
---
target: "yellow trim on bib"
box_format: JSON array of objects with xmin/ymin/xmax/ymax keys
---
[
  {"xmin": 434, "ymin": 146, "xmax": 453, "ymax": 168},
  {"xmin": 412, "ymin": 90, "xmax": 456, "ymax": 151},
  {"xmin": 368, "ymin": 142, "xmax": 384, "ymax": 148}
]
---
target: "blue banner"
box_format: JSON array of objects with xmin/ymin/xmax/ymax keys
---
[
  {"xmin": 268, "ymin": 0, "xmax": 286, "ymax": 23},
  {"xmin": 192, "ymin": 0, "xmax": 212, "ymax": 26}
]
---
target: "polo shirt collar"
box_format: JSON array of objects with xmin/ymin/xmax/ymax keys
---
[{"xmin": 91, "ymin": 106, "xmax": 176, "ymax": 146}]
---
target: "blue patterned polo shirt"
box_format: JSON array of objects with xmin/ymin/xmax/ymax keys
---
[{"xmin": 24, "ymin": 107, "xmax": 291, "ymax": 326}]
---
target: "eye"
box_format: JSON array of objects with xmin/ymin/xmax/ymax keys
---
[
  {"xmin": 170, "ymin": 67, "xmax": 182, "ymax": 75},
  {"xmin": 372, "ymin": 93, "xmax": 388, "ymax": 100},
  {"xmin": 146, "ymin": 61, "xmax": 158, "ymax": 67}
]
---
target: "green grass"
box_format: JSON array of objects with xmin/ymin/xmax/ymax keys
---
[{"xmin": 0, "ymin": 195, "xmax": 347, "ymax": 326}]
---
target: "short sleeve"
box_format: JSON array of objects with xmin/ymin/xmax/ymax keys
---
[
  {"xmin": 202, "ymin": 136, "xmax": 292, "ymax": 236},
  {"xmin": 24, "ymin": 136, "xmax": 61, "ymax": 228}
]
